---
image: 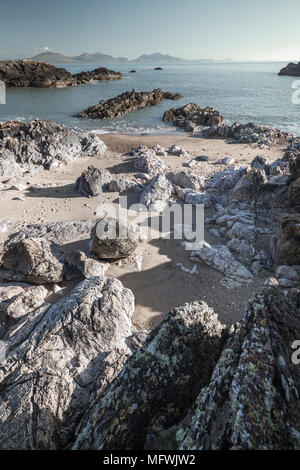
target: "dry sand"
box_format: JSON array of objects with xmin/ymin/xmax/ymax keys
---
[{"xmin": 0, "ymin": 133, "xmax": 287, "ymax": 330}]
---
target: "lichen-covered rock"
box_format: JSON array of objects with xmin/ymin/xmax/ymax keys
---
[
  {"xmin": 0, "ymin": 238, "xmax": 66, "ymax": 284},
  {"xmin": 140, "ymin": 174, "xmax": 173, "ymax": 212},
  {"xmin": 90, "ymin": 218, "xmax": 143, "ymax": 259},
  {"xmin": 78, "ymin": 89, "xmax": 181, "ymax": 119},
  {"xmin": 66, "ymin": 251, "xmax": 109, "ymax": 279},
  {"xmin": 180, "ymin": 287, "xmax": 300, "ymax": 450},
  {"xmin": 0, "ymin": 276, "xmax": 135, "ymax": 449},
  {"xmin": 0, "ymin": 120, "xmax": 107, "ymax": 176},
  {"xmin": 74, "ymin": 301, "xmax": 226, "ymax": 450},
  {"xmin": 75, "ymin": 166, "xmax": 112, "ymax": 197}
]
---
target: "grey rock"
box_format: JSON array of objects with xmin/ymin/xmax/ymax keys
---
[
  {"xmin": 140, "ymin": 174, "xmax": 173, "ymax": 212},
  {"xmin": 66, "ymin": 251, "xmax": 109, "ymax": 279},
  {"xmin": 171, "ymin": 171, "xmax": 205, "ymax": 191},
  {"xmin": 75, "ymin": 166, "xmax": 112, "ymax": 197}
]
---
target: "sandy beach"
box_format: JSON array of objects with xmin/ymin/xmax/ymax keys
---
[{"xmin": 0, "ymin": 133, "xmax": 287, "ymax": 330}]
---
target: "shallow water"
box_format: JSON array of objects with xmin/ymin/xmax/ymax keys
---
[{"xmin": 0, "ymin": 62, "xmax": 299, "ymax": 136}]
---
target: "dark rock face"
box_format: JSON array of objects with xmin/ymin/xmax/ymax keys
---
[
  {"xmin": 0, "ymin": 60, "xmax": 122, "ymax": 88},
  {"xmin": 180, "ymin": 287, "xmax": 300, "ymax": 450},
  {"xmin": 279, "ymin": 62, "xmax": 300, "ymax": 77},
  {"xmin": 0, "ymin": 277, "xmax": 135, "ymax": 449},
  {"xmin": 272, "ymin": 213, "xmax": 300, "ymax": 265},
  {"xmin": 77, "ymin": 89, "xmax": 182, "ymax": 119},
  {"xmin": 0, "ymin": 238, "xmax": 66, "ymax": 284},
  {"xmin": 75, "ymin": 166, "xmax": 112, "ymax": 197},
  {"xmin": 74, "ymin": 301, "xmax": 226, "ymax": 450},
  {"xmin": 163, "ymin": 103, "xmax": 223, "ymax": 131},
  {"xmin": 0, "ymin": 119, "xmax": 107, "ymax": 176}
]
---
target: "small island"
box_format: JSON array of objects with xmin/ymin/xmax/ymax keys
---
[{"xmin": 278, "ymin": 61, "xmax": 300, "ymax": 77}]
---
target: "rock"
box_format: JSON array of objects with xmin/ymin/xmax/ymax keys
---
[
  {"xmin": 8, "ymin": 220, "xmax": 95, "ymax": 246},
  {"xmin": 0, "ymin": 285, "xmax": 48, "ymax": 320},
  {"xmin": 216, "ymin": 157, "xmax": 235, "ymax": 165},
  {"xmin": 75, "ymin": 166, "xmax": 112, "ymax": 197},
  {"xmin": 134, "ymin": 149, "xmax": 165, "ymax": 175},
  {"xmin": 167, "ymin": 145, "xmax": 190, "ymax": 157},
  {"xmin": 276, "ymin": 265, "xmax": 299, "ymax": 281},
  {"xmin": 74, "ymin": 301, "xmax": 226, "ymax": 450},
  {"xmin": 175, "ymin": 187, "xmax": 212, "ymax": 208},
  {"xmin": 139, "ymin": 174, "xmax": 173, "ymax": 212},
  {"xmin": 108, "ymin": 176, "xmax": 144, "ymax": 193},
  {"xmin": 191, "ymin": 242, "xmax": 253, "ymax": 288},
  {"xmin": 171, "ymin": 171, "xmax": 204, "ymax": 191},
  {"xmin": 152, "ymin": 145, "xmax": 167, "ymax": 156},
  {"xmin": 279, "ymin": 62, "xmax": 300, "ymax": 77},
  {"xmin": 179, "ymin": 287, "xmax": 300, "ymax": 450},
  {"xmin": 0, "ymin": 238, "xmax": 66, "ymax": 284},
  {"xmin": 163, "ymin": 103, "xmax": 223, "ymax": 131},
  {"xmin": 0, "ymin": 120, "xmax": 107, "ymax": 177},
  {"xmin": 272, "ymin": 213, "xmax": 300, "ymax": 265},
  {"xmin": 129, "ymin": 70, "xmax": 136, "ymax": 73},
  {"xmin": 154, "ymin": 67, "xmax": 163, "ymax": 70},
  {"xmin": 77, "ymin": 89, "xmax": 181, "ymax": 119},
  {"xmin": 90, "ymin": 218, "xmax": 143, "ymax": 259},
  {"xmin": 277, "ymin": 278, "xmax": 296, "ymax": 288},
  {"xmin": 226, "ymin": 238, "xmax": 255, "ymax": 264},
  {"xmin": 0, "ymin": 60, "xmax": 122, "ymax": 88},
  {"xmin": 251, "ymin": 155, "xmax": 268, "ymax": 171},
  {"xmin": 289, "ymin": 177, "xmax": 300, "ymax": 209},
  {"xmin": 66, "ymin": 251, "xmax": 109, "ymax": 279},
  {"xmin": 0, "ymin": 220, "xmax": 12, "ymax": 233},
  {"xmin": 0, "ymin": 277, "xmax": 135, "ymax": 449}
]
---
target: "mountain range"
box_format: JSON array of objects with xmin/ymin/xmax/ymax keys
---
[{"xmin": 29, "ymin": 51, "xmax": 234, "ymax": 65}]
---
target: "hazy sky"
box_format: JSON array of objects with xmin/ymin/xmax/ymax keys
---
[{"xmin": 0, "ymin": 0, "xmax": 299, "ymax": 61}]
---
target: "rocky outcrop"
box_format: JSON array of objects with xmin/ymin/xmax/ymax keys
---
[
  {"xmin": 134, "ymin": 147, "xmax": 166, "ymax": 175},
  {"xmin": 0, "ymin": 238, "xmax": 66, "ymax": 284},
  {"xmin": 75, "ymin": 166, "xmax": 112, "ymax": 197},
  {"xmin": 0, "ymin": 60, "xmax": 122, "ymax": 88},
  {"xmin": 77, "ymin": 89, "xmax": 182, "ymax": 119},
  {"xmin": 90, "ymin": 218, "xmax": 144, "ymax": 259},
  {"xmin": 74, "ymin": 301, "xmax": 226, "ymax": 450},
  {"xmin": 279, "ymin": 62, "xmax": 300, "ymax": 77},
  {"xmin": 139, "ymin": 174, "xmax": 173, "ymax": 212},
  {"xmin": 0, "ymin": 120, "xmax": 107, "ymax": 177},
  {"xmin": 163, "ymin": 103, "xmax": 223, "ymax": 132},
  {"xmin": 180, "ymin": 287, "xmax": 300, "ymax": 450},
  {"xmin": 0, "ymin": 277, "xmax": 135, "ymax": 449},
  {"xmin": 202, "ymin": 122, "xmax": 291, "ymax": 147},
  {"xmin": 271, "ymin": 213, "xmax": 300, "ymax": 265}
]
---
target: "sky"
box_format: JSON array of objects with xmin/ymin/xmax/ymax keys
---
[{"xmin": 0, "ymin": 0, "xmax": 299, "ymax": 61}]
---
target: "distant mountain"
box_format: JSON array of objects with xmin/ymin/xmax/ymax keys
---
[
  {"xmin": 30, "ymin": 52, "xmax": 78, "ymax": 64},
  {"xmin": 29, "ymin": 51, "xmax": 234, "ymax": 65}
]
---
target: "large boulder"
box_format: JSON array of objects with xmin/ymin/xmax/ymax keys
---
[
  {"xmin": 163, "ymin": 103, "xmax": 223, "ymax": 132},
  {"xmin": 75, "ymin": 166, "xmax": 112, "ymax": 197},
  {"xmin": 74, "ymin": 301, "xmax": 226, "ymax": 450},
  {"xmin": 0, "ymin": 120, "xmax": 107, "ymax": 176},
  {"xmin": 171, "ymin": 171, "xmax": 205, "ymax": 191},
  {"xmin": 0, "ymin": 238, "xmax": 66, "ymax": 284},
  {"xmin": 78, "ymin": 89, "xmax": 182, "ymax": 119},
  {"xmin": 180, "ymin": 287, "xmax": 300, "ymax": 450},
  {"xmin": 0, "ymin": 277, "xmax": 135, "ymax": 449},
  {"xmin": 90, "ymin": 218, "xmax": 144, "ymax": 259}
]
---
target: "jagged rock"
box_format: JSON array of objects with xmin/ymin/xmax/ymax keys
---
[
  {"xmin": 134, "ymin": 149, "xmax": 165, "ymax": 175},
  {"xmin": 272, "ymin": 213, "xmax": 300, "ymax": 265},
  {"xmin": 7, "ymin": 220, "xmax": 95, "ymax": 246},
  {"xmin": 279, "ymin": 62, "xmax": 300, "ymax": 77},
  {"xmin": 74, "ymin": 301, "xmax": 226, "ymax": 450},
  {"xmin": 276, "ymin": 265, "xmax": 299, "ymax": 281},
  {"xmin": 152, "ymin": 145, "xmax": 167, "ymax": 156},
  {"xmin": 77, "ymin": 89, "xmax": 181, "ymax": 119},
  {"xmin": 226, "ymin": 238, "xmax": 255, "ymax": 264},
  {"xmin": 139, "ymin": 174, "xmax": 173, "ymax": 212},
  {"xmin": 167, "ymin": 145, "xmax": 190, "ymax": 157},
  {"xmin": 0, "ymin": 238, "xmax": 66, "ymax": 284},
  {"xmin": 0, "ymin": 60, "xmax": 121, "ymax": 88},
  {"xmin": 90, "ymin": 218, "xmax": 143, "ymax": 259},
  {"xmin": 75, "ymin": 166, "xmax": 112, "ymax": 197},
  {"xmin": 0, "ymin": 277, "xmax": 135, "ymax": 449},
  {"xmin": 0, "ymin": 285, "xmax": 48, "ymax": 321},
  {"xmin": 171, "ymin": 171, "xmax": 204, "ymax": 191},
  {"xmin": 191, "ymin": 242, "xmax": 253, "ymax": 288},
  {"xmin": 251, "ymin": 155, "xmax": 268, "ymax": 170},
  {"xmin": 175, "ymin": 187, "xmax": 212, "ymax": 208},
  {"xmin": 0, "ymin": 120, "xmax": 107, "ymax": 176},
  {"xmin": 66, "ymin": 251, "xmax": 109, "ymax": 279},
  {"xmin": 163, "ymin": 103, "xmax": 223, "ymax": 131},
  {"xmin": 180, "ymin": 287, "xmax": 300, "ymax": 450}
]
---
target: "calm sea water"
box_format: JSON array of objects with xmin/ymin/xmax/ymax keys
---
[{"xmin": 0, "ymin": 62, "xmax": 299, "ymax": 136}]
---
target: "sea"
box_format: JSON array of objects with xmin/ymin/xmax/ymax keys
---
[{"xmin": 0, "ymin": 62, "xmax": 299, "ymax": 136}]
